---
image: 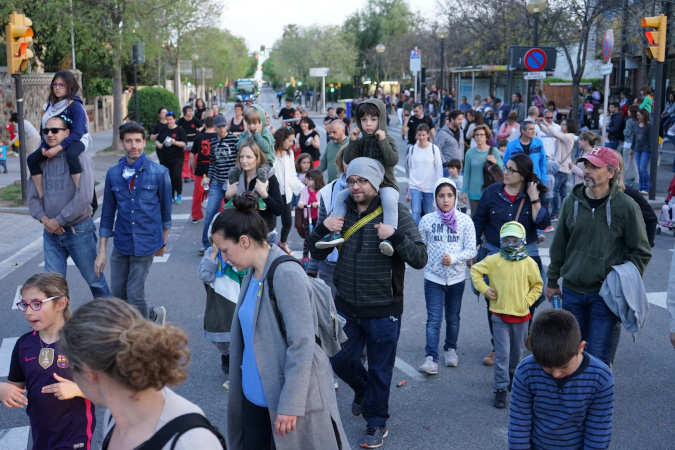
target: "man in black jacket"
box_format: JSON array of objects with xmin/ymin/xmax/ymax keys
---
[
  {"xmin": 308, "ymin": 157, "xmax": 428, "ymax": 448},
  {"xmin": 605, "ymin": 102, "xmax": 623, "ymax": 150}
]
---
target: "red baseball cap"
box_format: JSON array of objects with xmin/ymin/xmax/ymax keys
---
[{"xmin": 579, "ymin": 146, "xmax": 619, "ymax": 168}]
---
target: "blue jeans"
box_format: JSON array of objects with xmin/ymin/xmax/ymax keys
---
[
  {"xmin": 634, "ymin": 151, "xmax": 651, "ymax": 192},
  {"xmin": 330, "ymin": 313, "xmax": 401, "ymax": 428},
  {"xmin": 110, "ymin": 248, "xmax": 156, "ymax": 320},
  {"xmin": 605, "ymin": 140, "xmax": 619, "ymax": 150},
  {"xmin": 43, "ymin": 218, "xmax": 111, "ymax": 298},
  {"xmin": 551, "ymin": 171, "xmax": 569, "ymax": 216},
  {"xmin": 202, "ymin": 180, "xmax": 226, "ymax": 247},
  {"xmin": 562, "ymin": 288, "xmax": 617, "ymax": 366},
  {"xmin": 410, "ymin": 189, "xmax": 434, "ymax": 225},
  {"xmin": 424, "ymin": 279, "xmax": 464, "ymax": 361}
]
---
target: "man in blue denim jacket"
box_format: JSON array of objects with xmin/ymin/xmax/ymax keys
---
[
  {"xmin": 504, "ymin": 122, "xmax": 547, "ymax": 184},
  {"xmin": 95, "ymin": 122, "xmax": 172, "ymax": 323}
]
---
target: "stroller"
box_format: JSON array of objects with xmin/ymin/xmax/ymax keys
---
[{"xmin": 657, "ymin": 173, "xmax": 675, "ymax": 236}]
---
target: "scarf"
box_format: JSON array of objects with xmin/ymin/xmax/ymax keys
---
[
  {"xmin": 121, "ymin": 153, "xmax": 146, "ymax": 182},
  {"xmin": 500, "ymin": 242, "xmax": 528, "ymax": 261},
  {"xmin": 42, "ymin": 99, "xmax": 70, "ymax": 129},
  {"xmin": 437, "ymin": 205, "xmax": 457, "ymax": 233}
]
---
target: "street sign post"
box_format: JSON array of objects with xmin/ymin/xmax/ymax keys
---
[
  {"xmin": 523, "ymin": 71, "xmax": 547, "ymax": 80},
  {"xmin": 410, "ymin": 48, "xmax": 421, "ymax": 100},
  {"xmin": 309, "ymin": 67, "xmax": 329, "ymax": 114},
  {"xmin": 523, "ymin": 48, "xmax": 547, "ymax": 72},
  {"xmin": 601, "ymin": 30, "xmax": 614, "ymax": 144},
  {"xmin": 602, "ymin": 29, "xmax": 614, "ymax": 62},
  {"xmin": 509, "ymin": 46, "xmax": 557, "ymax": 70}
]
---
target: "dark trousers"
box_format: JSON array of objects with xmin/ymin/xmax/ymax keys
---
[
  {"xmin": 28, "ymin": 141, "xmax": 85, "ymax": 176},
  {"xmin": 280, "ymin": 202, "xmax": 292, "ymax": 242},
  {"xmin": 330, "ymin": 313, "xmax": 401, "ymax": 428},
  {"xmin": 242, "ymin": 397, "xmax": 275, "ymax": 449},
  {"xmin": 164, "ymin": 157, "xmax": 183, "ymax": 197},
  {"xmin": 302, "ymin": 218, "xmax": 317, "ymax": 258}
]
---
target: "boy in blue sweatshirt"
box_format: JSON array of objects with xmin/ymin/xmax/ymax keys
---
[{"xmin": 508, "ymin": 309, "xmax": 614, "ymax": 450}]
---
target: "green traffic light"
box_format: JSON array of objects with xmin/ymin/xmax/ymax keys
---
[
  {"xmin": 219, "ymin": 83, "xmax": 223, "ymax": 86},
  {"xmin": 330, "ymin": 88, "xmax": 335, "ymax": 92},
  {"xmin": 298, "ymin": 81, "xmax": 302, "ymax": 86},
  {"xmin": 187, "ymin": 81, "xmax": 192, "ymax": 86}
]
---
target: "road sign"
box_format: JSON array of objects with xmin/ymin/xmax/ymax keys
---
[
  {"xmin": 599, "ymin": 63, "xmax": 613, "ymax": 75},
  {"xmin": 410, "ymin": 49, "xmax": 421, "ymax": 73},
  {"xmin": 309, "ymin": 67, "xmax": 329, "ymax": 77},
  {"xmin": 179, "ymin": 60, "xmax": 192, "ymax": 74},
  {"xmin": 509, "ymin": 46, "xmax": 557, "ymax": 70},
  {"xmin": 196, "ymin": 68, "xmax": 213, "ymax": 79},
  {"xmin": 523, "ymin": 71, "xmax": 547, "ymax": 80},
  {"xmin": 602, "ymin": 29, "xmax": 614, "ymax": 62},
  {"xmin": 524, "ymin": 48, "xmax": 547, "ymax": 72}
]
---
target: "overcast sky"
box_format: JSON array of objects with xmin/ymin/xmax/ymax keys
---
[{"xmin": 221, "ymin": 0, "xmax": 436, "ymax": 52}]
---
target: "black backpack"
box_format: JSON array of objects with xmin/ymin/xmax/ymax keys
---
[{"xmin": 102, "ymin": 413, "xmax": 227, "ymax": 450}]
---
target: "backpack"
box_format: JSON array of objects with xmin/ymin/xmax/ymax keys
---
[
  {"xmin": 267, "ymin": 255, "xmax": 347, "ymax": 357},
  {"xmin": 482, "ymin": 147, "xmax": 504, "ymax": 190},
  {"xmin": 102, "ymin": 413, "xmax": 227, "ymax": 450}
]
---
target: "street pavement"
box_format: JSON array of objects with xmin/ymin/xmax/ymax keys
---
[{"xmin": 0, "ymin": 88, "xmax": 674, "ymax": 449}]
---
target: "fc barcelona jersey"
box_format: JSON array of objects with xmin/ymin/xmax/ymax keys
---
[{"xmin": 8, "ymin": 331, "xmax": 95, "ymax": 450}]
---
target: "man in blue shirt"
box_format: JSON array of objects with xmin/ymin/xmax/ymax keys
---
[
  {"xmin": 95, "ymin": 122, "xmax": 172, "ymax": 323},
  {"xmin": 504, "ymin": 122, "xmax": 547, "ymax": 184}
]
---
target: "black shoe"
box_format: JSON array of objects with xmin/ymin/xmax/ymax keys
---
[
  {"xmin": 221, "ymin": 354, "xmax": 230, "ymax": 375},
  {"xmin": 494, "ymin": 389, "xmax": 507, "ymax": 409},
  {"xmin": 352, "ymin": 396, "xmax": 363, "ymax": 416},
  {"xmin": 361, "ymin": 426, "xmax": 388, "ymax": 448}
]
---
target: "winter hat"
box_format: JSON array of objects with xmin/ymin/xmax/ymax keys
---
[
  {"xmin": 500, "ymin": 221, "xmax": 526, "ymax": 240},
  {"xmin": 346, "ymin": 157, "xmax": 384, "ymax": 193}
]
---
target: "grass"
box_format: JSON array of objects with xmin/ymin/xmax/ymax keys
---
[{"xmin": 0, "ymin": 183, "xmax": 25, "ymax": 206}]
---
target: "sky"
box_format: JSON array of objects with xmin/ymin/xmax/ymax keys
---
[{"xmin": 220, "ymin": 0, "xmax": 435, "ymax": 52}]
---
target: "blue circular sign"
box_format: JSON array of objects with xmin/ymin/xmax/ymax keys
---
[
  {"xmin": 603, "ymin": 30, "xmax": 614, "ymax": 62},
  {"xmin": 524, "ymin": 49, "xmax": 547, "ymax": 72}
]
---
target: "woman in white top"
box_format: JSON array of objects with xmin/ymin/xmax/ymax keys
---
[
  {"xmin": 60, "ymin": 298, "xmax": 224, "ymax": 450},
  {"xmin": 407, "ymin": 123, "xmax": 443, "ymax": 224},
  {"xmin": 272, "ymin": 127, "xmax": 305, "ymax": 254}
]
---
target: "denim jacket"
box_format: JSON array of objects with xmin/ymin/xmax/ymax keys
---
[{"xmin": 99, "ymin": 156, "xmax": 172, "ymax": 256}]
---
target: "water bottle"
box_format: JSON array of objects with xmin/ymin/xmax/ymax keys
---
[
  {"xmin": 201, "ymin": 175, "xmax": 209, "ymax": 191},
  {"xmin": 551, "ymin": 295, "xmax": 562, "ymax": 309}
]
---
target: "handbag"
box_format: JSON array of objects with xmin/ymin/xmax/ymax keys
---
[
  {"xmin": 482, "ymin": 147, "xmax": 504, "ymax": 190},
  {"xmin": 295, "ymin": 206, "xmax": 307, "ymax": 238}
]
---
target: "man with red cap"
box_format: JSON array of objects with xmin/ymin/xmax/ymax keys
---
[{"xmin": 545, "ymin": 147, "xmax": 651, "ymax": 367}]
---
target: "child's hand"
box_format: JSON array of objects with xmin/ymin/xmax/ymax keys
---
[
  {"xmin": 374, "ymin": 130, "xmax": 386, "ymax": 141},
  {"xmin": 42, "ymin": 373, "xmax": 82, "ymax": 400},
  {"xmin": 374, "ymin": 222, "xmax": 395, "ymax": 240},
  {"xmin": 350, "ymin": 127, "xmax": 361, "ymax": 141},
  {"xmin": 485, "ymin": 288, "xmax": 498, "ymax": 301},
  {"xmin": 441, "ymin": 254, "xmax": 452, "ymax": 266},
  {"xmin": 42, "ymin": 147, "xmax": 60, "ymax": 158},
  {"xmin": 0, "ymin": 382, "xmax": 27, "ymax": 408},
  {"xmin": 298, "ymin": 202, "xmax": 305, "ymax": 209},
  {"xmin": 311, "ymin": 202, "xmax": 319, "ymax": 208}
]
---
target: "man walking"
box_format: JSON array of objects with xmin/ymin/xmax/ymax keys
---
[
  {"xmin": 434, "ymin": 109, "xmax": 464, "ymax": 174},
  {"xmin": 190, "ymin": 116, "xmax": 218, "ymax": 223},
  {"xmin": 546, "ymin": 147, "xmax": 651, "ymax": 366},
  {"xmin": 28, "ymin": 116, "xmax": 111, "ymax": 298},
  {"xmin": 511, "ymin": 93, "xmax": 526, "ymax": 122},
  {"xmin": 317, "ymin": 119, "xmax": 348, "ymax": 183},
  {"xmin": 95, "ymin": 122, "xmax": 170, "ymax": 323},
  {"xmin": 504, "ymin": 122, "xmax": 547, "ymax": 184},
  {"xmin": 308, "ymin": 158, "xmax": 428, "ymax": 448},
  {"xmin": 605, "ymin": 102, "xmax": 623, "ymax": 150},
  {"xmin": 402, "ymin": 102, "xmax": 436, "ymax": 148}
]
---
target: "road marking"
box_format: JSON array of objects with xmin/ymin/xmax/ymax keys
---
[
  {"xmin": 0, "ymin": 426, "xmax": 30, "ymax": 450},
  {"xmin": 0, "ymin": 337, "xmax": 19, "ymax": 378},
  {"xmin": 647, "ymin": 292, "xmax": 667, "ymax": 309},
  {"xmin": 153, "ymin": 254, "xmax": 171, "ymax": 263},
  {"xmin": 94, "ymin": 213, "xmax": 191, "ymax": 225},
  {"xmin": 396, "ymin": 176, "xmax": 409, "ymax": 183},
  {"xmin": 39, "ymin": 257, "xmax": 75, "ymax": 267},
  {"xmin": 394, "ymin": 356, "xmax": 425, "ymax": 381},
  {"xmin": 539, "ymin": 248, "xmax": 550, "ymax": 267},
  {"xmin": 12, "ymin": 285, "xmax": 20, "ymax": 310}
]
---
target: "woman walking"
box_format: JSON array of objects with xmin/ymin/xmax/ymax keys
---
[
  {"xmin": 497, "ymin": 112, "xmax": 519, "ymax": 142},
  {"xmin": 229, "ymin": 103, "xmax": 246, "ymax": 137},
  {"xmin": 296, "ymin": 117, "xmax": 321, "ymax": 167},
  {"xmin": 623, "ymin": 105, "xmax": 639, "ymax": 187},
  {"xmin": 273, "ymin": 127, "xmax": 305, "ymax": 254},
  {"xmin": 631, "ymin": 108, "xmax": 653, "ymax": 195},
  {"xmin": 461, "ymin": 124, "xmax": 504, "ymax": 214},
  {"xmin": 407, "ymin": 124, "xmax": 443, "ymax": 224}
]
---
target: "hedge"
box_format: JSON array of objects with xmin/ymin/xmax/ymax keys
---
[{"xmin": 126, "ymin": 87, "xmax": 180, "ymax": 131}]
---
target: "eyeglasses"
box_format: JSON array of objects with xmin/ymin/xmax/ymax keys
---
[
  {"xmin": 347, "ymin": 178, "xmax": 370, "ymax": 187},
  {"xmin": 43, "ymin": 128, "xmax": 67, "ymax": 135},
  {"xmin": 51, "ymin": 82, "xmax": 66, "ymax": 88},
  {"xmin": 16, "ymin": 296, "xmax": 59, "ymax": 312},
  {"xmin": 501, "ymin": 237, "xmax": 523, "ymax": 247},
  {"xmin": 503, "ymin": 166, "xmax": 520, "ymax": 175},
  {"xmin": 474, "ymin": 133, "xmax": 487, "ymax": 137}
]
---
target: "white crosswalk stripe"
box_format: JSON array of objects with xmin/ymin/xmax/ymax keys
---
[
  {"xmin": 0, "ymin": 426, "xmax": 30, "ymax": 450},
  {"xmin": 0, "ymin": 337, "xmax": 19, "ymax": 378},
  {"xmin": 11, "ymin": 286, "xmax": 20, "ymax": 310}
]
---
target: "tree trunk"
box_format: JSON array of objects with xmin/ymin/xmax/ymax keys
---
[
  {"xmin": 112, "ymin": 50, "xmax": 123, "ymax": 151},
  {"xmin": 174, "ymin": 48, "xmax": 182, "ymax": 103},
  {"xmin": 571, "ymin": 80, "xmax": 580, "ymax": 122}
]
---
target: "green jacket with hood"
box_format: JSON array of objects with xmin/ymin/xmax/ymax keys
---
[
  {"xmin": 345, "ymin": 98, "xmax": 399, "ymax": 191},
  {"xmin": 547, "ymin": 182, "xmax": 652, "ymax": 294},
  {"xmin": 236, "ymin": 104, "xmax": 275, "ymax": 165}
]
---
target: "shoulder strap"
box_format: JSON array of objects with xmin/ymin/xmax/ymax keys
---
[
  {"xmin": 267, "ymin": 255, "xmax": 303, "ymax": 338},
  {"xmin": 514, "ymin": 197, "xmax": 526, "ymax": 222},
  {"xmin": 337, "ymin": 205, "xmax": 384, "ymax": 252}
]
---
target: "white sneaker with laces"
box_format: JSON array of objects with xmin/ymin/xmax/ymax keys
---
[
  {"xmin": 417, "ymin": 356, "xmax": 438, "ymax": 374},
  {"xmin": 444, "ymin": 349, "xmax": 458, "ymax": 367}
]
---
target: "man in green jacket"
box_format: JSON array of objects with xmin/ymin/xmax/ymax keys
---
[
  {"xmin": 546, "ymin": 146, "xmax": 652, "ymax": 367},
  {"xmin": 317, "ymin": 119, "xmax": 347, "ymax": 182}
]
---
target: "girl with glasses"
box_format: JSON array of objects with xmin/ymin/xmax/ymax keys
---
[{"xmin": 1, "ymin": 273, "xmax": 95, "ymax": 450}]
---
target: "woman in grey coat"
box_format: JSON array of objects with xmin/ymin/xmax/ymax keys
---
[{"xmin": 211, "ymin": 193, "xmax": 348, "ymax": 450}]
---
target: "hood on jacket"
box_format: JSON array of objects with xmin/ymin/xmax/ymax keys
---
[
  {"xmin": 434, "ymin": 177, "xmax": 458, "ymax": 211},
  {"xmin": 354, "ymin": 98, "xmax": 387, "ymax": 135},
  {"xmin": 570, "ymin": 182, "xmax": 622, "ymax": 226},
  {"xmin": 546, "ymin": 160, "xmax": 560, "ymax": 174},
  {"xmin": 250, "ymin": 104, "xmax": 267, "ymax": 127}
]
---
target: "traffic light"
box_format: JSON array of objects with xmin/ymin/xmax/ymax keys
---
[
  {"xmin": 297, "ymin": 81, "xmax": 302, "ymax": 86},
  {"xmin": 187, "ymin": 81, "xmax": 192, "ymax": 87},
  {"xmin": 330, "ymin": 87, "xmax": 335, "ymax": 93},
  {"xmin": 219, "ymin": 83, "xmax": 223, "ymax": 86},
  {"xmin": 642, "ymin": 14, "xmax": 667, "ymax": 62},
  {"xmin": 5, "ymin": 12, "xmax": 34, "ymax": 74},
  {"xmin": 259, "ymin": 65, "xmax": 263, "ymax": 71},
  {"xmin": 259, "ymin": 45, "xmax": 265, "ymax": 56}
]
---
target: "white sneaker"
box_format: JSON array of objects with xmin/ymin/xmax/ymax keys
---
[
  {"xmin": 417, "ymin": 356, "xmax": 438, "ymax": 375},
  {"xmin": 379, "ymin": 240, "xmax": 394, "ymax": 256},
  {"xmin": 444, "ymin": 349, "xmax": 458, "ymax": 367},
  {"xmin": 334, "ymin": 378, "xmax": 339, "ymax": 390}
]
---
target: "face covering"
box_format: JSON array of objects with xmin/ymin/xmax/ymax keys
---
[
  {"xmin": 500, "ymin": 240, "xmax": 528, "ymax": 261},
  {"xmin": 436, "ymin": 205, "xmax": 457, "ymax": 233}
]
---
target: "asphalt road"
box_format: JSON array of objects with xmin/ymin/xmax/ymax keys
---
[{"xmin": 0, "ymin": 88, "xmax": 674, "ymax": 449}]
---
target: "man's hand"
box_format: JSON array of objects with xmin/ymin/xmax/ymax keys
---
[
  {"xmin": 94, "ymin": 251, "xmax": 106, "ymax": 277},
  {"xmin": 323, "ymin": 215, "xmax": 344, "ymax": 232},
  {"xmin": 41, "ymin": 373, "xmax": 81, "ymax": 400},
  {"xmin": 485, "ymin": 287, "xmax": 498, "ymax": 301},
  {"xmin": 545, "ymin": 286, "xmax": 561, "ymax": 301},
  {"xmin": 155, "ymin": 245, "xmax": 166, "ymax": 257},
  {"xmin": 350, "ymin": 127, "xmax": 361, "ymax": 141},
  {"xmin": 374, "ymin": 130, "xmax": 386, "ymax": 141},
  {"xmin": 43, "ymin": 217, "xmax": 64, "ymax": 235},
  {"xmin": 0, "ymin": 382, "xmax": 27, "ymax": 408},
  {"xmin": 274, "ymin": 414, "xmax": 297, "ymax": 436},
  {"xmin": 441, "ymin": 254, "xmax": 452, "ymax": 266},
  {"xmin": 374, "ymin": 222, "xmax": 395, "ymax": 240}
]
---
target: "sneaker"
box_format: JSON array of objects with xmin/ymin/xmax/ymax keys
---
[
  {"xmin": 361, "ymin": 427, "xmax": 388, "ymax": 448},
  {"xmin": 639, "ymin": 190, "xmax": 648, "ymax": 195},
  {"xmin": 543, "ymin": 225, "xmax": 555, "ymax": 233},
  {"xmin": 198, "ymin": 246, "xmax": 208, "ymax": 256},
  {"xmin": 223, "ymin": 381, "xmax": 229, "ymax": 391},
  {"xmin": 379, "ymin": 240, "xmax": 394, "ymax": 256},
  {"xmin": 550, "ymin": 214, "xmax": 559, "ymax": 222},
  {"xmin": 277, "ymin": 242, "xmax": 293, "ymax": 255},
  {"xmin": 221, "ymin": 354, "xmax": 229, "ymax": 375},
  {"xmin": 175, "ymin": 194, "xmax": 182, "ymax": 204},
  {"xmin": 493, "ymin": 389, "xmax": 507, "ymax": 409},
  {"xmin": 315, "ymin": 232, "xmax": 344, "ymax": 249},
  {"xmin": 334, "ymin": 378, "xmax": 339, "ymax": 390},
  {"xmin": 537, "ymin": 235, "xmax": 546, "ymax": 244},
  {"xmin": 153, "ymin": 306, "xmax": 167, "ymax": 326},
  {"xmin": 352, "ymin": 396, "xmax": 363, "ymax": 416},
  {"xmin": 444, "ymin": 349, "xmax": 458, "ymax": 367},
  {"xmin": 418, "ymin": 356, "xmax": 438, "ymax": 374},
  {"xmin": 191, "ymin": 217, "xmax": 199, "ymax": 224},
  {"xmin": 483, "ymin": 351, "xmax": 495, "ymax": 366}
]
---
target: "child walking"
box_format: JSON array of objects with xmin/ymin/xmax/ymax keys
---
[
  {"xmin": 316, "ymin": 98, "xmax": 400, "ymax": 255},
  {"xmin": 470, "ymin": 221, "xmax": 543, "ymax": 409},
  {"xmin": 298, "ymin": 169, "xmax": 325, "ymax": 268},
  {"xmin": 0, "ymin": 273, "xmax": 95, "ymax": 449},
  {"xmin": 292, "ymin": 153, "xmax": 312, "ymax": 208},
  {"xmin": 0, "ymin": 139, "xmax": 7, "ymax": 173}
]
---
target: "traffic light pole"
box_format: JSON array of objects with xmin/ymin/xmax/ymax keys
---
[
  {"xmin": 132, "ymin": 44, "xmax": 139, "ymax": 123},
  {"xmin": 12, "ymin": 75, "xmax": 28, "ymax": 205},
  {"xmin": 648, "ymin": 60, "xmax": 663, "ymax": 200}
]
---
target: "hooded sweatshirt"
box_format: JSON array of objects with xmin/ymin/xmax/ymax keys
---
[
  {"xmin": 419, "ymin": 179, "xmax": 477, "ymax": 286},
  {"xmin": 39, "ymin": 95, "xmax": 91, "ymax": 151},
  {"xmin": 547, "ymin": 183, "xmax": 652, "ymax": 294},
  {"xmin": 344, "ymin": 98, "xmax": 400, "ymax": 191},
  {"xmin": 236, "ymin": 104, "xmax": 276, "ymax": 165}
]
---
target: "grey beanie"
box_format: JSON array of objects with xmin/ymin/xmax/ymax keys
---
[{"xmin": 346, "ymin": 157, "xmax": 385, "ymax": 192}]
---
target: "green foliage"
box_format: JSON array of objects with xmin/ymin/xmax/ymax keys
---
[
  {"xmin": 286, "ymin": 85, "xmax": 295, "ymax": 98},
  {"xmin": 83, "ymin": 77, "xmax": 113, "ymax": 97},
  {"xmin": 126, "ymin": 87, "xmax": 179, "ymax": 130}
]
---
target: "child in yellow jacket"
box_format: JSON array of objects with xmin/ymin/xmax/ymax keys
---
[{"xmin": 471, "ymin": 221, "xmax": 542, "ymax": 409}]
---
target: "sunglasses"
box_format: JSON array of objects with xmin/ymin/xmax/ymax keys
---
[
  {"xmin": 43, "ymin": 127, "xmax": 67, "ymax": 135},
  {"xmin": 16, "ymin": 296, "xmax": 59, "ymax": 312}
]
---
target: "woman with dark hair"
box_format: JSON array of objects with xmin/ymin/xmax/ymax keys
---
[
  {"xmin": 194, "ymin": 98, "xmax": 207, "ymax": 120},
  {"xmin": 623, "ymin": 105, "xmax": 640, "ymax": 185},
  {"xmin": 273, "ymin": 127, "xmax": 305, "ymax": 254},
  {"xmin": 211, "ymin": 193, "xmax": 348, "ymax": 449},
  {"xmin": 497, "ymin": 111, "xmax": 519, "ymax": 141},
  {"xmin": 149, "ymin": 107, "xmax": 167, "ymax": 143},
  {"xmin": 468, "ymin": 111, "xmax": 486, "ymax": 149},
  {"xmin": 472, "ymin": 153, "xmax": 550, "ymax": 366},
  {"xmin": 296, "ymin": 117, "xmax": 321, "ymax": 166},
  {"xmin": 631, "ymin": 108, "xmax": 653, "ymax": 195},
  {"xmin": 229, "ymin": 103, "xmax": 246, "ymax": 136}
]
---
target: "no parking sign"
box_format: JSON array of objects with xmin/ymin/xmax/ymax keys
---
[{"xmin": 524, "ymin": 48, "xmax": 547, "ymax": 72}]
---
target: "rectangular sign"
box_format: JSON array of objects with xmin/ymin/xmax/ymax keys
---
[
  {"xmin": 179, "ymin": 60, "xmax": 192, "ymax": 74},
  {"xmin": 599, "ymin": 63, "xmax": 613, "ymax": 75},
  {"xmin": 523, "ymin": 71, "xmax": 547, "ymax": 80},
  {"xmin": 197, "ymin": 68, "xmax": 213, "ymax": 79},
  {"xmin": 309, "ymin": 67, "xmax": 329, "ymax": 77},
  {"xmin": 509, "ymin": 46, "xmax": 557, "ymax": 70},
  {"xmin": 410, "ymin": 49, "xmax": 421, "ymax": 73}
]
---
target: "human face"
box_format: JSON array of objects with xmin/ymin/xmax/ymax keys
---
[
  {"xmin": 416, "ymin": 130, "xmax": 429, "ymax": 144},
  {"xmin": 638, "ymin": 111, "xmax": 647, "ymax": 123},
  {"xmin": 212, "ymin": 232, "xmax": 251, "ymax": 273},
  {"xmin": 121, "ymin": 132, "xmax": 145, "ymax": 162},
  {"xmin": 328, "ymin": 122, "xmax": 345, "ymax": 143},
  {"xmin": 300, "ymin": 120, "xmax": 308, "ymax": 132},
  {"xmin": 501, "ymin": 236, "xmax": 522, "ymax": 246},
  {"xmin": 512, "ymin": 94, "xmax": 518, "ymax": 103},
  {"xmin": 560, "ymin": 121, "xmax": 568, "ymax": 132},
  {"xmin": 51, "ymin": 77, "xmax": 67, "ymax": 100},
  {"xmin": 166, "ymin": 115, "xmax": 176, "ymax": 128},
  {"xmin": 348, "ymin": 175, "xmax": 377, "ymax": 205},
  {"xmin": 239, "ymin": 146, "xmax": 258, "ymax": 172},
  {"xmin": 212, "ymin": 105, "xmax": 219, "ymax": 114},
  {"xmin": 448, "ymin": 166, "xmax": 459, "ymax": 178},
  {"xmin": 44, "ymin": 118, "xmax": 70, "ymax": 147},
  {"xmin": 435, "ymin": 185, "xmax": 456, "ymax": 213},
  {"xmin": 285, "ymin": 100, "xmax": 292, "ymax": 108},
  {"xmin": 305, "ymin": 177, "xmax": 315, "ymax": 188},
  {"xmin": 451, "ymin": 114, "xmax": 464, "ymax": 128},
  {"xmin": 466, "ymin": 112, "xmax": 473, "ymax": 122},
  {"xmin": 413, "ymin": 106, "xmax": 424, "ymax": 118},
  {"xmin": 159, "ymin": 109, "xmax": 167, "ymax": 120},
  {"xmin": 544, "ymin": 112, "xmax": 554, "ymax": 123},
  {"xmin": 235, "ymin": 106, "xmax": 243, "ymax": 117},
  {"xmin": 328, "ymin": 108, "xmax": 335, "ymax": 117},
  {"xmin": 473, "ymin": 128, "xmax": 487, "ymax": 144},
  {"xmin": 522, "ymin": 124, "xmax": 536, "ymax": 139},
  {"xmin": 217, "ymin": 125, "xmax": 228, "ymax": 138},
  {"xmin": 338, "ymin": 110, "xmax": 346, "ymax": 119},
  {"xmin": 299, "ymin": 157, "xmax": 311, "ymax": 173},
  {"xmin": 283, "ymin": 134, "xmax": 294, "ymax": 151},
  {"xmin": 19, "ymin": 287, "xmax": 66, "ymax": 332},
  {"xmin": 503, "ymin": 160, "xmax": 524, "ymax": 187},
  {"xmin": 609, "ymin": 105, "xmax": 618, "ymax": 114},
  {"xmin": 582, "ymin": 160, "xmax": 614, "ymax": 189},
  {"xmin": 461, "ymin": 97, "xmax": 467, "ymax": 104},
  {"xmin": 184, "ymin": 108, "xmax": 193, "ymax": 119},
  {"xmin": 361, "ymin": 115, "xmax": 379, "ymax": 134}
]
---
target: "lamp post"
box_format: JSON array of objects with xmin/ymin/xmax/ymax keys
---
[
  {"xmin": 435, "ymin": 26, "xmax": 449, "ymax": 92},
  {"xmin": 376, "ymin": 44, "xmax": 385, "ymax": 98},
  {"xmin": 191, "ymin": 53, "xmax": 199, "ymax": 104},
  {"xmin": 526, "ymin": 0, "xmax": 547, "ymax": 107},
  {"xmin": 131, "ymin": 21, "xmax": 140, "ymax": 123}
]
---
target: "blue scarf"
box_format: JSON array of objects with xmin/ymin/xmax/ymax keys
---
[{"xmin": 121, "ymin": 153, "xmax": 146, "ymax": 182}]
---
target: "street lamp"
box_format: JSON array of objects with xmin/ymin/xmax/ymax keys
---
[
  {"xmin": 376, "ymin": 44, "xmax": 385, "ymax": 97},
  {"xmin": 526, "ymin": 0, "xmax": 547, "ymax": 47},
  {"xmin": 131, "ymin": 21, "xmax": 140, "ymax": 123},
  {"xmin": 436, "ymin": 26, "xmax": 449, "ymax": 93},
  {"xmin": 191, "ymin": 53, "xmax": 199, "ymax": 103}
]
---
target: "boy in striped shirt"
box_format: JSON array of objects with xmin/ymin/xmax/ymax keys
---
[{"xmin": 508, "ymin": 309, "xmax": 614, "ymax": 449}]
